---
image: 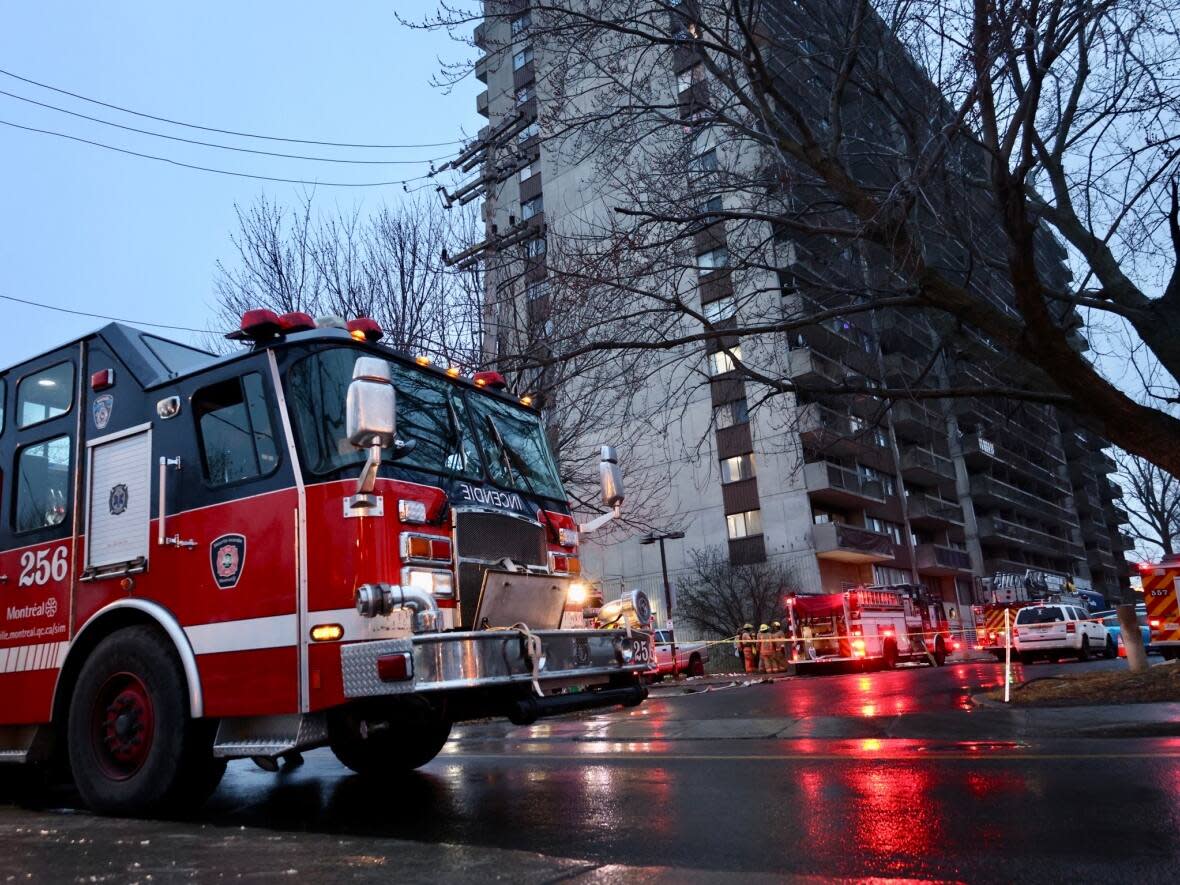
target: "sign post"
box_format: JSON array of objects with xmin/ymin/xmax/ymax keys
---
[{"xmin": 1004, "ymin": 608, "xmax": 1012, "ymax": 703}]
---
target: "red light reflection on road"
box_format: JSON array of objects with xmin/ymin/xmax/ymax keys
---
[{"xmin": 845, "ymin": 764, "xmax": 940, "ymax": 862}]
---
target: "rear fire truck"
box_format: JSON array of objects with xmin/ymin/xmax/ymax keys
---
[
  {"xmin": 1139, "ymin": 555, "xmax": 1180, "ymax": 660},
  {"xmin": 972, "ymin": 571, "xmax": 1091, "ymax": 659},
  {"xmin": 790, "ymin": 584, "xmax": 951, "ymax": 670},
  {"xmin": 0, "ymin": 311, "xmax": 652, "ymax": 814}
]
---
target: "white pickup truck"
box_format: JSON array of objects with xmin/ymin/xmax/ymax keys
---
[{"xmin": 648, "ymin": 629, "xmax": 709, "ymax": 679}]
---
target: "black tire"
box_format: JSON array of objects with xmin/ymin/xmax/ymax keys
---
[
  {"xmin": 881, "ymin": 641, "xmax": 898, "ymax": 670},
  {"xmin": 1104, "ymin": 637, "xmax": 1116, "ymax": 659},
  {"xmin": 689, "ymin": 654, "xmax": 705, "ymax": 678},
  {"xmin": 67, "ymin": 626, "xmax": 222, "ymax": 816},
  {"xmin": 932, "ymin": 638, "xmax": 947, "ymax": 667},
  {"xmin": 1077, "ymin": 635, "xmax": 1091, "ymax": 662},
  {"xmin": 329, "ymin": 702, "xmax": 452, "ymax": 776}
]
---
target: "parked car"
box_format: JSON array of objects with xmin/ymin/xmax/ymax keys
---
[
  {"xmin": 1093, "ymin": 605, "xmax": 1153, "ymax": 657},
  {"xmin": 648, "ymin": 630, "xmax": 709, "ymax": 679},
  {"xmin": 1013, "ymin": 603, "xmax": 1113, "ymax": 663}
]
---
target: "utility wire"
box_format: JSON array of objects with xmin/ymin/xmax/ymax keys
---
[
  {"xmin": 0, "ymin": 117, "xmax": 436, "ymax": 187},
  {"xmin": 0, "ymin": 67, "xmax": 466, "ymax": 149},
  {"xmin": 0, "ymin": 89, "xmax": 456, "ymax": 165},
  {"xmin": 0, "ymin": 293, "xmax": 207, "ymax": 333}
]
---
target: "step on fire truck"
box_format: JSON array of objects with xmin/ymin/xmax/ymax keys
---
[
  {"xmin": 1139, "ymin": 555, "xmax": 1180, "ymax": 660},
  {"xmin": 789, "ymin": 583, "xmax": 951, "ymax": 671},
  {"xmin": 0, "ymin": 311, "xmax": 652, "ymax": 814}
]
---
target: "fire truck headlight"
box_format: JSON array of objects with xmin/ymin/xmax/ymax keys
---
[
  {"xmin": 567, "ymin": 581, "xmax": 589, "ymax": 607},
  {"xmin": 403, "ymin": 567, "xmax": 453, "ymax": 599},
  {"xmin": 614, "ymin": 636, "xmax": 636, "ymax": 664},
  {"xmin": 399, "ymin": 499, "xmax": 428, "ymax": 524}
]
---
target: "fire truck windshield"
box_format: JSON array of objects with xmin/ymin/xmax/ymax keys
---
[{"xmin": 285, "ymin": 348, "xmax": 564, "ymax": 500}]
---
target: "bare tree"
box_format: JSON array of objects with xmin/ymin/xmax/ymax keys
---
[
  {"xmin": 417, "ymin": 0, "xmax": 1180, "ymax": 474},
  {"xmin": 213, "ymin": 192, "xmax": 484, "ymax": 365},
  {"xmin": 676, "ymin": 546, "xmax": 802, "ymax": 637},
  {"xmin": 1118, "ymin": 452, "xmax": 1180, "ymax": 558}
]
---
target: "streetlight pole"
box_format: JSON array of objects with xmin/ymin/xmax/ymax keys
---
[{"xmin": 640, "ymin": 531, "xmax": 685, "ymax": 678}]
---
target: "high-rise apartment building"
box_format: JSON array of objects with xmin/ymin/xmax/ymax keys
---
[{"xmin": 464, "ymin": 1, "xmax": 1134, "ymax": 629}]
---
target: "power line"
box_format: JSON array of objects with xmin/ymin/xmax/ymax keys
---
[
  {"xmin": 0, "ymin": 293, "xmax": 207, "ymax": 333},
  {"xmin": 0, "ymin": 67, "xmax": 466, "ymax": 150},
  {"xmin": 0, "ymin": 117, "xmax": 436, "ymax": 187},
  {"xmin": 0, "ymin": 89, "xmax": 456, "ymax": 165}
]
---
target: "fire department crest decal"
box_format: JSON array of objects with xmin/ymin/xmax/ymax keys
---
[
  {"xmin": 108, "ymin": 484, "xmax": 128, "ymax": 516},
  {"xmin": 210, "ymin": 534, "xmax": 246, "ymax": 590},
  {"xmin": 92, "ymin": 394, "xmax": 114, "ymax": 430}
]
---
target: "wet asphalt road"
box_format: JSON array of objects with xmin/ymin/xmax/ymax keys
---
[{"xmin": 4, "ymin": 657, "xmax": 1179, "ymax": 882}]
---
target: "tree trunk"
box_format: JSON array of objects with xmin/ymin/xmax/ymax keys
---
[{"xmin": 1117, "ymin": 604, "xmax": 1148, "ymax": 673}]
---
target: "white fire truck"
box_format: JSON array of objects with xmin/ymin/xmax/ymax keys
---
[
  {"xmin": 790, "ymin": 584, "xmax": 952, "ymax": 670},
  {"xmin": 0, "ymin": 311, "xmax": 652, "ymax": 814}
]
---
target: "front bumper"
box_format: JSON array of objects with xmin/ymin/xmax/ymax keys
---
[{"xmin": 340, "ymin": 628, "xmax": 652, "ymax": 699}]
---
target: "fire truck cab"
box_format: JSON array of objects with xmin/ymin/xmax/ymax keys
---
[
  {"xmin": 0, "ymin": 312, "xmax": 651, "ymax": 814},
  {"xmin": 791, "ymin": 584, "xmax": 951, "ymax": 670},
  {"xmin": 1139, "ymin": 556, "xmax": 1180, "ymax": 660}
]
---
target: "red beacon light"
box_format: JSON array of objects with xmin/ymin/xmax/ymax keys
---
[
  {"xmin": 227, "ymin": 308, "xmax": 283, "ymax": 342},
  {"xmin": 277, "ymin": 311, "xmax": 316, "ymax": 333},
  {"xmin": 472, "ymin": 371, "xmax": 508, "ymax": 390},
  {"xmin": 347, "ymin": 317, "xmax": 384, "ymax": 343}
]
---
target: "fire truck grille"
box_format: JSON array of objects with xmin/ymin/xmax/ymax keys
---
[{"xmin": 455, "ymin": 510, "xmax": 548, "ymax": 628}]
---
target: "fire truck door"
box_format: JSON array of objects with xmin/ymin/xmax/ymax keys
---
[{"xmin": 84, "ymin": 425, "xmax": 151, "ymax": 575}]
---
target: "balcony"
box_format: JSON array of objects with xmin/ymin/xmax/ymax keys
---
[
  {"xmin": 476, "ymin": 89, "xmax": 489, "ymax": 118},
  {"xmin": 882, "ymin": 351, "xmax": 925, "ymax": 387},
  {"xmin": 797, "ymin": 403, "xmax": 888, "ymax": 460},
  {"xmin": 915, "ymin": 543, "xmax": 973, "ymax": 575},
  {"xmin": 1075, "ymin": 489, "xmax": 1103, "ymax": 515},
  {"xmin": 475, "ymin": 52, "xmax": 491, "ymax": 84},
  {"xmin": 804, "ymin": 461, "xmax": 885, "ymax": 508},
  {"xmin": 811, "ymin": 521, "xmax": 895, "ymax": 563},
  {"xmin": 890, "ymin": 399, "xmax": 942, "ymax": 442},
  {"xmin": 1116, "ymin": 531, "xmax": 1137, "ymax": 551},
  {"xmin": 1097, "ymin": 452, "xmax": 1118, "ymax": 473},
  {"xmin": 473, "ymin": 21, "xmax": 487, "ymax": 49},
  {"xmin": 970, "ymin": 474, "xmax": 1073, "ymax": 520},
  {"xmin": 907, "ymin": 492, "xmax": 964, "ymax": 529},
  {"xmin": 899, "ymin": 446, "xmax": 955, "ymax": 487},
  {"xmin": 977, "ymin": 516, "xmax": 1084, "ymax": 559},
  {"xmin": 1106, "ymin": 480, "xmax": 1124, "ymax": 499},
  {"xmin": 728, "ymin": 534, "xmax": 767, "ymax": 566},
  {"xmin": 962, "ymin": 432, "xmax": 1069, "ymax": 492},
  {"xmin": 1105, "ymin": 503, "xmax": 1129, "ymax": 525},
  {"xmin": 877, "ymin": 312, "xmax": 931, "ymax": 358},
  {"xmin": 787, "ymin": 348, "xmax": 847, "ymax": 388}
]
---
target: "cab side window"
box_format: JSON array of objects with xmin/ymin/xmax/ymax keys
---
[
  {"xmin": 14, "ymin": 435, "xmax": 71, "ymax": 532},
  {"xmin": 193, "ymin": 373, "xmax": 279, "ymax": 486},
  {"xmin": 17, "ymin": 362, "xmax": 74, "ymax": 428}
]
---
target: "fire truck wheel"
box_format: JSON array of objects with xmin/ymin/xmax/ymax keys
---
[
  {"xmin": 881, "ymin": 641, "xmax": 898, "ymax": 670},
  {"xmin": 932, "ymin": 638, "xmax": 947, "ymax": 667},
  {"xmin": 328, "ymin": 702, "xmax": 452, "ymax": 775},
  {"xmin": 67, "ymin": 626, "xmax": 221, "ymax": 816}
]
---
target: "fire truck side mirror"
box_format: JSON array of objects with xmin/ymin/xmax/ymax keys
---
[
  {"xmin": 599, "ymin": 445, "xmax": 625, "ymax": 509},
  {"xmin": 347, "ymin": 357, "xmax": 396, "ymax": 449}
]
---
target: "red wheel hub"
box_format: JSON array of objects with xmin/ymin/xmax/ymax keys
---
[{"xmin": 91, "ymin": 672, "xmax": 155, "ymax": 780}]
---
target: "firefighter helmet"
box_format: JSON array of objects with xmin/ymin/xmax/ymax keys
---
[
  {"xmin": 742, "ymin": 623, "xmax": 753, "ymax": 631},
  {"xmin": 772, "ymin": 621, "xmax": 782, "ymax": 630},
  {"xmin": 759, "ymin": 624, "xmax": 769, "ymax": 632}
]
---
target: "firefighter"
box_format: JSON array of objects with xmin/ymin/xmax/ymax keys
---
[
  {"xmin": 769, "ymin": 620, "xmax": 787, "ymax": 673},
  {"xmin": 758, "ymin": 624, "xmax": 773, "ymax": 673},
  {"xmin": 738, "ymin": 623, "xmax": 758, "ymax": 673}
]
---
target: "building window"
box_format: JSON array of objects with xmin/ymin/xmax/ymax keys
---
[
  {"xmin": 714, "ymin": 398, "xmax": 749, "ymax": 428},
  {"xmin": 857, "ymin": 463, "xmax": 895, "ymax": 496},
  {"xmin": 522, "ymin": 195, "xmax": 544, "ymax": 220},
  {"xmin": 697, "ymin": 246, "xmax": 728, "ymax": 275},
  {"xmin": 515, "ymin": 84, "xmax": 534, "ymax": 106},
  {"xmin": 14, "ymin": 435, "xmax": 71, "ymax": 532},
  {"xmin": 525, "ymin": 236, "xmax": 546, "ymax": 258},
  {"xmin": 519, "ymin": 162, "xmax": 537, "ymax": 182},
  {"xmin": 721, "ymin": 453, "xmax": 755, "ymax": 483},
  {"xmin": 874, "ymin": 565, "xmax": 910, "ymax": 586},
  {"xmin": 696, "ymin": 195, "xmax": 723, "ymax": 225},
  {"xmin": 511, "ymin": 12, "xmax": 531, "ymax": 35},
  {"xmin": 727, "ymin": 509, "xmax": 761, "ymax": 539},
  {"xmin": 17, "ymin": 361, "xmax": 74, "ymax": 428},
  {"xmin": 702, "ymin": 294, "xmax": 736, "ymax": 324},
  {"xmin": 707, "ymin": 345, "xmax": 741, "ymax": 376},
  {"xmin": 193, "ymin": 373, "xmax": 279, "ymax": 486},
  {"xmin": 864, "ymin": 516, "xmax": 902, "ymax": 544},
  {"xmin": 526, "ymin": 280, "xmax": 549, "ymax": 302},
  {"xmin": 677, "ymin": 64, "xmax": 704, "ymax": 93},
  {"xmin": 517, "ymin": 120, "xmax": 540, "ymax": 144},
  {"xmin": 812, "ymin": 507, "xmax": 843, "ymax": 525},
  {"xmin": 691, "ymin": 149, "xmax": 718, "ymax": 173},
  {"xmin": 513, "ymin": 46, "xmax": 533, "ymax": 70}
]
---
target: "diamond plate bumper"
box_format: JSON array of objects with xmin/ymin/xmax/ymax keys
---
[{"xmin": 340, "ymin": 629, "xmax": 652, "ymax": 699}]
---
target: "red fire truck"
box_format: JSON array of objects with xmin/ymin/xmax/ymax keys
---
[
  {"xmin": 972, "ymin": 572, "xmax": 1091, "ymax": 659},
  {"xmin": 1139, "ymin": 555, "xmax": 1180, "ymax": 660},
  {"xmin": 0, "ymin": 311, "xmax": 651, "ymax": 814},
  {"xmin": 790, "ymin": 584, "xmax": 951, "ymax": 670}
]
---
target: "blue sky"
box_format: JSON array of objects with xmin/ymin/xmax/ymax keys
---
[{"xmin": 0, "ymin": 2, "xmax": 478, "ymax": 366}]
